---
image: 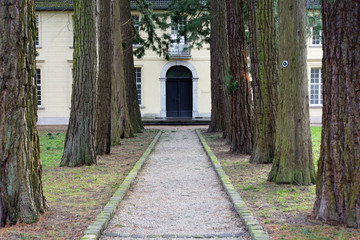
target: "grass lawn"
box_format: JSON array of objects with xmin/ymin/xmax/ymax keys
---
[
  {"xmin": 202, "ymin": 127, "xmax": 360, "ymax": 240},
  {"xmin": 0, "ymin": 126, "xmax": 158, "ymax": 240}
]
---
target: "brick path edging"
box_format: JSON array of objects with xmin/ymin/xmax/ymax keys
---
[
  {"xmin": 196, "ymin": 130, "xmax": 270, "ymax": 240},
  {"xmin": 81, "ymin": 131, "xmax": 163, "ymax": 240}
]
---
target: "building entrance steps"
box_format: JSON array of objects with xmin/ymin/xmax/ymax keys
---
[{"xmin": 100, "ymin": 127, "xmax": 251, "ymax": 240}]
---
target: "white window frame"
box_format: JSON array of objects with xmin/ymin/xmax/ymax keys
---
[
  {"xmin": 135, "ymin": 67, "xmax": 142, "ymax": 106},
  {"xmin": 310, "ymin": 68, "xmax": 322, "ymax": 106},
  {"xmin": 36, "ymin": 68, "xmax": 42, "ymax": 107},
  {"xmin": 35, "ymin": 15, "xmax": 41, "ymax": 47},
  {"xmin": 70, "ymin": 14, "xmax": 75, "ymax": 48},
  {"xmin": 170, "ymin": 16, "xmax": 186, "ymax": 44},
  {"xmin": 132, "ymin": 15, "xmax": 140, "ymax": 47},
  {"xmin": 311, "ymin": 28, "xmax": 322, "ymax": 46}
]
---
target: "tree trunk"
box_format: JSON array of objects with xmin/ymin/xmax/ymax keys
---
[
  {"xmin": 225, "ymin": 0, "xmax": 254, "ymax": 154},
  {"xmin": 120, "ymin": 0, "xmax": 143, "ymax": 133},
  {"xmin": 247, "ymin": 0, "xmax": 261, "ymax": 144},
  {"xmin": 313, "ymin": 0, "xmax": 360, "ymax": 228},
  {"xmin": 111, "ymin": 0, "xmax": 134, "ymax": 145},
  {"xmin": 208, "ymin": 0, "xmax": 230, "ymax": 133},
  {"xmin": 0, "ymin": 0, "xmax": 45, "ymax": 226},
  {"xmin": 95, "ymin": 0, "xmax": 113, "ymax": 155},
  {"xmin": 268, "ymin": 0, "xmax": 315, "ymax": 185},
  {"xmin": 61, "ymin": 0, "xmax": 97, "ymax": 167},
  {"xmin": 248, "ymin": 0, "xmax": 278, "ymax": 164}
]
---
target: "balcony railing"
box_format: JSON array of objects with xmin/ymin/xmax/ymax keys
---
[{"xmin": 169, "ymin": 44, "xmax": 191, "ymax": 59}]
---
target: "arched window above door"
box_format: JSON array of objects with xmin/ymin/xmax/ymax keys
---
[{"xmin": 166, "ymin": 66, "xmax": 192, "ymax": 78}]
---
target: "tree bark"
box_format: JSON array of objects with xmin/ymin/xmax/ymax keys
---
[
  {"xmin": 313, "ymin": 0, "xmax": 360, "ymax": 228},
  {"xmin": 95, "ymin": 0, "xmax": 113, "ymax": 155},
  {"xmin": 0, "ymin": 0, "xmax": 45, "ymax": 226},
  {"xmin": 268, "ymin": 0, "xmax": 315, "ymax": 185},
  {"xmin": 61, "ymin": 0, "xmax": 97, "ymax": 166},
  {"xmin": 247, "ymin": 0, "xmax": 261, "ymax": 143},
  {"xmin": 225, "ymin": 0, "xmax": 254, "ymax": 154},
  {"xmin": 111, "ymin": 0, "xmax": 134, "ymax": 145},
  {"xmin": 248, "ymin": 0, "xmax": 278, "ymax": 164},
  {"xmin": 120, "ymin": 0, "xmax": 143, "ymax": 133},
  {"xmin": 208, "ymin": 0, "xmax": 230, "ymax": 133}
]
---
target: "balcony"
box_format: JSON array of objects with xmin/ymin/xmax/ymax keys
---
[{"xmin": 169, "ymin": 43, "xmax": 191, "ymax": 59}]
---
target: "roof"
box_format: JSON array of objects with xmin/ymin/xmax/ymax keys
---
[
  {"xmin": 131, "ymin": 0, "xmax": 170, "ymax": 10},
  {"xmin": 35, "ymin": 0, "xmax": 171, "ymax": 11},
  {"xmin": 35, "ymin": 0, "xmax": 318, "ymax": 12},
  {"xmin": 35, "ymin": 0, "xmax": 73, "ymax": 11},
  {"xmin": 306, "ymin": 0, "xmax": 321, "ymax": 10}
]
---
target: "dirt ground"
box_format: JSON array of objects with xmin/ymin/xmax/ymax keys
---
[
  {"xmin": 201, "ymin": 130, "xmax": 360, "ymax": 240},
  {"xmin": 0, "ymin": 125, "xmax": 159, "ymax": 240}
]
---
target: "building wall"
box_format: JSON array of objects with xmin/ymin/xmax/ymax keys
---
[
  {"xmin": 36, "ymin": 11, "xmax": 73, "ymax": 123},
  {"xmin": 35, "ymin": 10, "xmax": 323, "ymax": 124},
  {"xmin": 135, "ymin": 48, "xmax": 211, "ymax": 118},
  {"xmin": 307, "ymin": 29, "xmax": 323, "ymax": 124}
]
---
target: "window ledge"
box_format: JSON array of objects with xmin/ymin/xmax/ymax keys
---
[
  {"xmin": 139, "ymin": 105, "xmax": 145, "ymax": 109},
  {"xmin": 69, "ymin": 46, "xmax": 74, "ymax": 49},
  {"xmin": 309, "ymin": 45, "xmax": 322, "ymax": 48},
  {"xmin": 38, "ymin": 106, "xmax": 45, "ymax": 110},
  {"xmin": 310, "ymin": 105, "xmax": 323, "ymax": 108},
  {"xmin": 133, "ymin": 44, "xmax": 141, "ymax": 48},
  {"xmin": 36, "ymin": 46, "xmax": 42, "ymax": 49}
]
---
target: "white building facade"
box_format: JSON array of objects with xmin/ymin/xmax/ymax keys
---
[{"xmin": 35, "ymin": 0, "xmax": 323, "ymax": 124}]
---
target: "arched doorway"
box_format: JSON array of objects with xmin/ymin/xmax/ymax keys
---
[{"xmin": 166, "ymin": 66, "xmax": 193, "ymax": 117}]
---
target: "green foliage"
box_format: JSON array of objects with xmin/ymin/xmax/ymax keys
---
[
  {"xmin": 132, "ymin": 0, "xmax": 211, "ymax": 58},
  {"xmin": 224, "ymin": 71, "xmax": 238, "ymax": 93},
  {"xmin": 168, "ymin": 0, "xmax": 211, "ymax": 49},
  {"xmin": 133, "ymin": 0, "xmax": 171, "ymax": 59},
  {"xmin": 311, "ymin": 126, "xmax": 321, "ymax": 170},
  {"xmin": 306, "ymin": 11, "xmax": 322, "ymax": 38},
  {"xmin": 39, "ymin": 132, "xmax": 65, "ymax": 167}
]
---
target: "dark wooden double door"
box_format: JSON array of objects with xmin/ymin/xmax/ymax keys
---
[{"xmin": 166, "ymin": 78, "xmax": 192, "ymax": 118}]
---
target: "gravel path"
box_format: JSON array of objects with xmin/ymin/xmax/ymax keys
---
[{"xmin": 101, "ymin": 127, "xmax": 250, "ymax": 240}]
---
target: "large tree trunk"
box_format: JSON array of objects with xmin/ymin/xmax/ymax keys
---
[
  {"xmin": 248, "ymin": 0, "xmax": 278, "ymax": 164},
  {"xmin": 268, "ymin": 0, "xmax": 315, "ymax": 185},
  {"xmin": 61, "ymin": 0, "xmax": 97, "ymax": 167},
  {"xmin": 120, "ymin": 0, "xmax": 143, "ymax": 133},
  {"xmin": 95, "ymin": 0, "xmax": 113, "ymax": 155},
  {"xmin": 247, "ymin": 0, "xmax": 261, "ymax": 142},
  {"xmin": 225, "ymin": 0, "xmax": 254, "ymax": 154},
  {"xmin": 0, "ymin": 0, "xmax": 45, "ymax": 226},
  {"xmin": 208, "ymin": 0, "xmax": 230, "ymax": 133},
  {"xmin": 111, "ymin": 0, "xmax": 134, "ymax": 145},
  {"xmin": 313, "ymin": 0, "xmax": 360, "ymax": 228}
]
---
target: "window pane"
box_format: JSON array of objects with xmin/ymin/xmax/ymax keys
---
[
  {"xmin": 135, "ymin": 67, "xmax": 141, "ymax": 105},
  {"xmin": 310, "ymin": 68, "xmax": 322, "ymax": 105},
  {"xmin": 312, "ymin": 28, "xmax": 322, "ymax": 45},
  {"xmin": 36, "ymin": 16, "xmax": 39, "ymax": 46},
  {"xmin": 36, "ymin": 69, "xmax": 41, "ymax": 106}
]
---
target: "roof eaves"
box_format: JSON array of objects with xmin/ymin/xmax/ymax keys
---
[
  {"xmin": 35, "ymin": 0, "xmax": 74, "ymax": 11},
  {"xmin": 306, "ymin": 0, "xmax": 321, "ymax": 10},
  {"xmin": 35, "ymin": 0, "xmax": 170, "ymax": 11},
  {"xmin": 130, "ymin": 0, "xmax": 171, "ymax": 10}
]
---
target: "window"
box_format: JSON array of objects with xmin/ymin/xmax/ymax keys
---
[
  {"xmin": 135, "ymin": 67, "xmax": 142, "ymax": 105},
  {"xmin": 310, "ymin": 68, "xmax": 322, "ymax": 106},
  {"xmin": 170, "ymin": 16, "xmax": 190, "ymax": 56},
  {"xmin": 72, "ymin": 15, "xmax": 75, "ymax": 48},
  {"xmin": 132, "ymin": 15, "xmax": 140, "ymax": 45},
  {"xmin": 171, "ymin": 16, "xmax": 186, "ymax": 44},
  {"xmin": 132, "ymin": 15, "xmax": 140, "ymax": 33},
  {"xmin": 36, "ymin": 69, "xmax": 42, "ymax": 106},
  {"xmin": 311, "ymin": 28, "xmax": 322, "ymax": 45},
  {"xmin": 35, "ymin": 15, "xmax": 40, "ymax": 47}
]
